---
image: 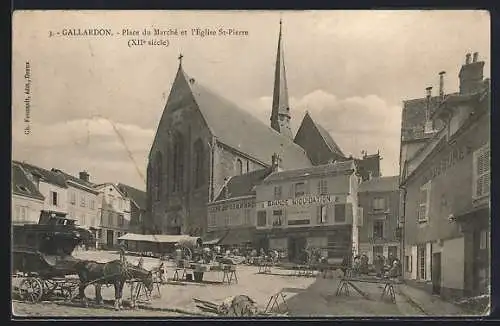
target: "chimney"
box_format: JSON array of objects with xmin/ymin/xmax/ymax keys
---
[
  {"xmin": 439, "ymin": 71, "xmax": 446, "ymax": 98},
  {"xmin": 79, "ymin": 171, "xmax": 90, "ymax": 182},
  {"xmin": 424, "ymin": 86, "xmax": 434, "ymax": 133},
  {"xmin": 459, "ymin": 52, "xmax": 485, "ymax": 94},
  {"xmin": 465, "ymin": 53, "xmax": 471, "ymax": 64}
]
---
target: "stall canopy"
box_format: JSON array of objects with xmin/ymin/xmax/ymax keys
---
[
  {"xmin": 118, "ymin": 233, "xmax": 201, "ymax": 244},
  {"xmin": 202, "ymin": 229, "xmax": 230, "ymax": 245},
  {"xmin": 219, "ymin": 228, "xmax": 254, "ymax": 246}
]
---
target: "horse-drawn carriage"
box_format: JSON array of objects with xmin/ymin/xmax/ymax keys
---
[
  {"xmin": 12, "ymin": 212, "xmax": 93, "ymax": 303},
  {"xmin": 12, "ymin": 212, "xmax": 155, "ymax": 310}
]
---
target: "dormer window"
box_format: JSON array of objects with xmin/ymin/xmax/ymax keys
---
[{"xmin": 16, "ymin": 185, "xmax": 30, "ymax": 193}]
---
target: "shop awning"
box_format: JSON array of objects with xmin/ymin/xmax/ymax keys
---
[
  {"xmin": 118, "ymin": 233, "xmax": 201, "ymax": 244},
  {"xmin": 219, "ymin": 228, "xmax": 254, "ymax": 246}
]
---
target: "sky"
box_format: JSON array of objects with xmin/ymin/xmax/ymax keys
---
[{"xmin": 12, "ymin": 10, "xmax": 490, "ymax": 190}]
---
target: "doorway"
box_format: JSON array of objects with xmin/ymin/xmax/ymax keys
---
[
  {"xmin": 107, "ymin": 230, "xmax": 114, "ymax": 248},
  {"xmin": 288, "ymin": 237, "xmax": 307, "ymax": 263},
  {"xmin": 432, "ymin": 252, "xmax": 442, "ymax": 295}
]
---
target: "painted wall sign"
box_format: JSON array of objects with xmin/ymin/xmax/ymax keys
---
[
  {"xmin": 262, "ymin": 195, "xmax": 336, "ymax": 208},
  {"xmin": 208, "ymin": 200, "xmax": 255, "ymax": 213},
  {"xmin": 422, "ymin": 144, "xmax": 472, "ymax": 184}
]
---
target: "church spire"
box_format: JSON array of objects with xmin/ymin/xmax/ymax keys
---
[{"xmin": 270, "ymin": 19, "xmax": 293, "ymax": 139}]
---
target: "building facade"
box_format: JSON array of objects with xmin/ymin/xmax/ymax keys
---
[
  {"xmin": 52, "ymin": 170, "xmax": 100, "ymax": 244},
  {"xmin": 358, "ymin": 176, "xmax": 400, "ymax": 264},
  {"xmin": 14, "ymin": 161, "xmax": 69, "ymax": 218},
  {"xmin": 12, "ymin": 163, "xmax": 45, "ymax": 225},
  {"xmin": 254, "ymin": 159, "xmax": 360, "ymax": 263},
  {"xmin": 95, "ymin": 183, "xmax": 132, "ymax": 249},
  {"xmin": 400, "ymin": 52, "xmax": 490, "ymax": 299},
  {"xmin": 117, "ymin": 183, "xmax": 147, "ymax": 234}
]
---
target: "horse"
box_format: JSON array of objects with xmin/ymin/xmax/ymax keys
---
[{"xmin": 74, "ymin": 259, "xmax": 154, "ymax": 310}]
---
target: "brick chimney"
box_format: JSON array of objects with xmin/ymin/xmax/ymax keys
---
[
  {"xmin": 459, "ymin": 52, "xmax": 485, "ymax": 95},
  {"xmin": 79, "ymin": 171, "xmax": 90, "ymax": 182},
  {"xmin": 424, "ymin": 87, "xmax": 434, "ymax": 134},
  {"xmin": 439, "ymin": 71, "xmax": 446, "ymax": 99},
  {"xmin": 271, "ymin": 153, "xmax": 283, "ymax": 173}
]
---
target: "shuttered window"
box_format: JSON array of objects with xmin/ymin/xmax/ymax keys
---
[
  {"xmin": 317, "ymin": 205, "xmax": 327, "ymax": 224},
  {"xmin": 317, "ymin": 179, "xmax": 328, "ymax": 195},
  {"xmin": 473, "ymin": 143, "xmax": 490, "ymax": 199},
  {"xmin": 418, "ymin": 181, "xmax": 431, "ymax": 223}
]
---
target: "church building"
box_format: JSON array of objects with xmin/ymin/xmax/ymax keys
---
[{"xmin": 145, "ymin": 21, "xmax": 379, "ymax": 236}]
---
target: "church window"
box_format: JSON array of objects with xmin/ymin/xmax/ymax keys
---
[
  {"xmin": 246, "ymin": 161, "xmax": 250, "ymax": 173},
  {"xmin": 172, "ymin": 133, "xmax": 184, "ymax": 192},
  {"xmin": 193, "ymin": 139, "xmax": 204, "ymax": 188},
  {"xmin": 154, "ymin": 152, "xmax": 162, "ymax": 201},
  {"xmin": 236, "ymin": 159, "xmax": 243, "ymax": 175}
]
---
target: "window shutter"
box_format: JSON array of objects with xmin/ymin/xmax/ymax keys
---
[
  {"xmin": 316, "ymin": 206, "xmax": 321, "ymax": 224},
  {"xmin": 346, "ymin": 203, "xmax": 353, "ymax": 223},
  {"xmin": 425, "ymin": 183, "xmax": 431, "ymax": 220}
]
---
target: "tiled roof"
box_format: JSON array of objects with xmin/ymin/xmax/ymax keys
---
[
  {"xmin": 117, "ymin": 183, "xmax": 147, "ymax": 210},
  {"xmin": 215, "ymin": 167, "xmax": 272, "ymax": 201},
  {"xmin": 263, "ymin": 160, "xmax": 356, "ymax": 183},
  {"xmin": 13, "ymin": 161, "xmax": 68, "ymax": 188},
  {"xmin": 180, "ymin": 68, "xmax": 312, "ymax": 170},
  {"xmin": 358, "ymin": 176, "xmax": 399, "ymax": 192},
  {"xmin": 50, "ymin": 169, "xmax": 98, "ymax": 194},
  {"xmin": 12, "ymin": 163, "xmax": 45, "ymax": 201},
  {"xmin": 401, "ymin": 95, "xmax": 446, "ymax": 142}
]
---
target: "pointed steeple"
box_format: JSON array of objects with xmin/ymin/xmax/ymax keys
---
[{"xmin": 270, "ymin": 19, "xmax": 293, "ymax": 139}]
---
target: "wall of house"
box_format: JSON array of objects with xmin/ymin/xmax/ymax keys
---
[
  {"xmin": 207, "ymin": 197, "xmax": 256, "ymax": 231},
  {"xmin": 96, "ymin": 185, "xmax": 131, "ymax": 247},
  {"xmin": 67, "ymin": 185, "xmax": 99, "ymax": 229},
  {"xmin": 38, "ymin": 182, "xmax": 67, "ymax": 214},
  {"xmin": 12, "ymin": 194, "xmax": 44, "ymax": 224}
]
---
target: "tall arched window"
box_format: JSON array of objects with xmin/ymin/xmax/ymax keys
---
[
  {"xmin": 236, "ymin": 159, "xmax": 243, "ymax": 175},
  {"xmin": 193, "ymin": 139, "xmax": 204, "ymax": 188},
  {"xmin": 172, "ymin": 133, "xmax": 184, "ymax": 192},
  {"xmin": 154, "ymin": 152, "xmax": 162, "ymax": 201}
]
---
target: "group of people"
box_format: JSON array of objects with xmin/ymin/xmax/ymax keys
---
[{"xmin": 343, "ymin": 253, "xmax": 401, "ymax": 278}]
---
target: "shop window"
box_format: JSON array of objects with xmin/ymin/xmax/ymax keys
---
[
  {"xmin": 295, "ymin": 182, "xmax": 305, "ymax": 197},
  {"xmin": 272, "ymin": 210, "xmax": 283, "ymax": 226},
  {"xmin": 373, "ymin": 220, "xmax": 384, "ymax": 239},
  {"xmin": 373, "ymin": 197, "xmax": 385, "ymax": 211},
  {"xmin": 257, "ymin": 211, "xmax": 267, "ymax": 227},
  {"xmin": 418, "ymin": 181, "xmax": 431, "ymax": 223},
  {"xmin": 334, "ymin": 204, "xmax": 346, "ymax": 222},
  {"xmin": 274, "ymin": 186, "xmax": 282, "ymax": 200},
  {"xmin": 473, "ymin": 143, "xmax": 490, "ymax": 199}
]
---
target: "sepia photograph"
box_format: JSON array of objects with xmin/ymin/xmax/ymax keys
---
[{"xmin": 11, "ymin": 10, "xmax": 490, "ymax": 318}]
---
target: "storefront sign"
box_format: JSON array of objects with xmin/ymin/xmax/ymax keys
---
[
  {"xmin": 208, "ymin": 200, "xmax": 255, "ymax": 213},
  {"xmin": 263, "ymin": 195, "xmax": 335, "ymax": 208}
]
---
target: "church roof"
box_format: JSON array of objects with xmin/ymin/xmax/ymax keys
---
[
  {"xmin": 306, "ymin": 112, "xmax": 345, "ymax": 157},
  {"xmin": 215, "ymin": 167, "xmax": 273, "ymax": 201},
  {"xmin": 263, "ymin": 160, "xmax": 356, "ymax": 183},
  {"xmin": 179, "ymin": 67, "xmax": 312, "ymax": 170}
]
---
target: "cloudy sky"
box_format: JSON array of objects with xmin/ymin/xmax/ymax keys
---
[{"xmin": 12, "ymin": 10, "xmax": 490, "ymax": 190}]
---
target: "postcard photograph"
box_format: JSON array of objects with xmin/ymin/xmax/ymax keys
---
[{"xmin": 11, "ymin": 10, "xmax": 490, "ymax": 317}]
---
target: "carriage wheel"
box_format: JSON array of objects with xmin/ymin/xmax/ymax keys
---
[{"xmin": 19, "ymin": 278, "xmax": 44, "ymax": 303}]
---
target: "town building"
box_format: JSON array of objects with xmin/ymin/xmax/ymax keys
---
[
  {"xmin": 94, "ymin": 183, "xmax": 132, "ymax": 249},
  {"xmin": 145, "ymin": 20, "xmax": 381, "ymax": 238},
  {"xmin": 12, "ymin": 162, "xmax": 45, "ymax": 225},
  {"xmin": 358, "ymin": 176, "xmax": 400, "ymax": 264},
  {"xmin": 14, "ymin": 161, "xmax": 69, "ymax": 220},
  {"xmin": 253, "ymin": 158, "xmax": 361, "ymax": 263},
  {"xmin": 399, "ymin": 52, "xmax": 490, "ymax": 299},
  {"xmin": 51, "ymin": 169, "xmax": 100, "ymax": 247},
  {"xmin": 117, "ymin": 183, "xmax": 147, "ymax": 234},
  {"xmin": 205, "ymin": 165, "xmax": 273, "ymax": 247}
]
